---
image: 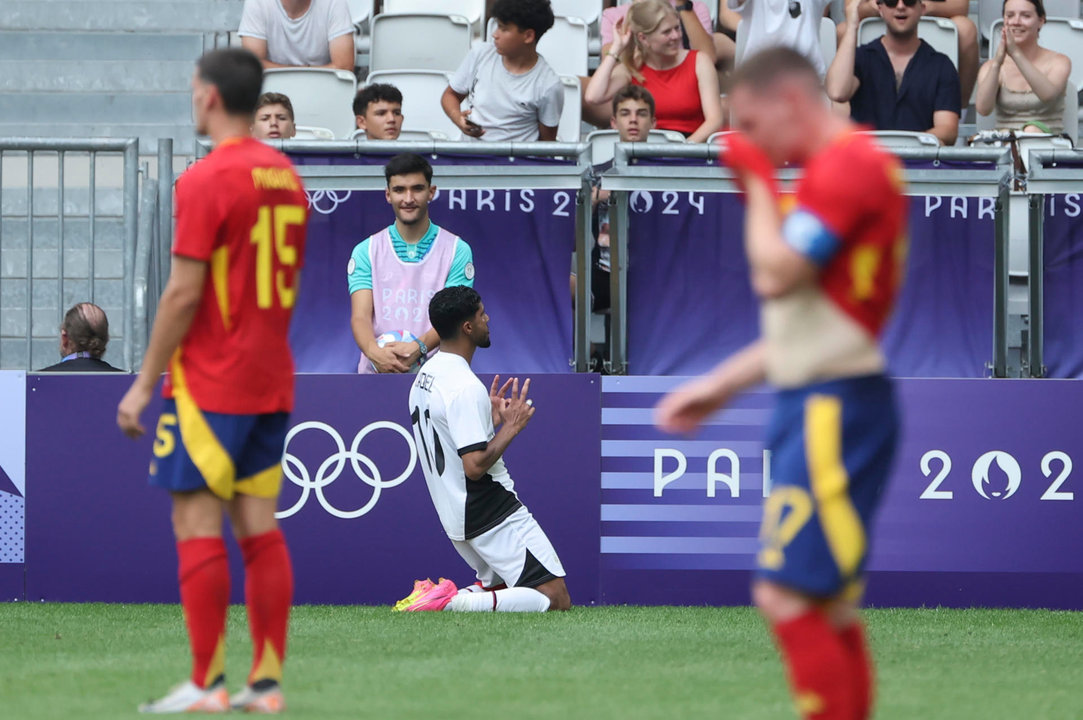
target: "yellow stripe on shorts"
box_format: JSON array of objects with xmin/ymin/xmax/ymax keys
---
[
  {"xmin": 235, "ymin": 463, "xmax": 283, "ymax": 499},
  {"xmin": 804, "ymin": 394, "xmax": 865, "ymax": 579},
  {"xmin": 171, "ymin": 354, "xmax": 237, "ymax": 500}
]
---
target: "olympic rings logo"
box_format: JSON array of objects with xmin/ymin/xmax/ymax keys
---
[
  {"xmin": 276, "ymin": 421, "xmax": 417, "ymax": 520},
  {"xmin": 305, "ymin": 190, "xmax": 352, "ymax": 215}
]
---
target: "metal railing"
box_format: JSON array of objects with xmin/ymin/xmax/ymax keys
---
[
  {"xmin": 0, "ymin": 138, "xmax": 139, "ymax": 371},
  {"xmin": 218, "ymin": 140, "xmax": 601, "ymax": 372},
  {"xmin": 3, "ymin": 137, "xmax": 1046, "ymax": 376},
  {"xmin": 1021, "ymin": 148, "xmax": 1083, "ymax": 378},
  {"xmin": 601, "ymin": 143, "xmax": 1016, "ymax": 376}
]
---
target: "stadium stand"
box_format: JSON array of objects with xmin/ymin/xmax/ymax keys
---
[
  {"xmin": 616, "ymin": 0, "xmax": 719, "ymax": 25},
  {"xmin": 550, "ymin": 0, "xmax": 604, "ymax": 57},
  {"xmin": 989, "ymin": 17, "xmax": 1083, "ymax": 103},
  {"xmin": 557, "ymin": 76, "xmax": 585, "ymax": 143},
  {"xmin": 858, "ymin": 16, "xmax": 960, "ymax": 69},
  {"xmin": 261, "ymin": 68, "xmax": 358, "ymax": 139},
  {"xmin": 348, "ymin": 128, "xmax": 452, "ymax": 140},
  {"xmin": 979, "ymin": 0, "xmax": 1081, "ymax": 40},
  {"xmin": 0, "ymin": 0, "xmax": 242, "ymax": 153},
  {"xmin": 735, "ymin": 17, "xmax": 840, "ymax": 70},
  {"xmin": 347, "ymin": 0, "xmax": 375, "ymax": 60},
  {"xmin": 861, "ymin": 130, "xmax": 942, "ymax": 149},
  {"xmin": 370, "ymin": 12, "xmax": 474, "ymax": 73},
  {"xmin": 976, "ymin": 80, "xmax": 1079, "ymax": 145},
  {"xmin": 536, "ymin": 16, "xmax": 591, "ymax": 77},
  {"xmin": 483, "ymin": 15, "xmax": 589, "ymax": 77},
  {"xmin": 363, "ymin": 70, "xmax": 463, "ymax": 139},
  {"xmin": 586, "ymin": 128, "xmax": 685, "ymax": 165},
  {"xmin": 294, "ymin": 126, "xmax": 337, "ymax": 139},
  {"xmin": 382, "ymin": 0, "xmax": 485, "ymax": 39}
]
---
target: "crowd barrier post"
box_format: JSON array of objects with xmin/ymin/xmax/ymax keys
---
[
  {"xmin": 994, "ymin": 180, "xmax": 1011, "ymax": 377},
  {"xmin": 1028, "ymin": 192, "xmax": 1045, "ymax": 378},
  {"xmin": 608, "ymin": 188, "xmax": 629, "ymax": 375},
  {"xmin": 574, "ymin": 173, "xmax": 593, "ymax": 372},
  {"xmin": 1023, "ymin": 149, "xmax": 1083, "ymax": 378}
]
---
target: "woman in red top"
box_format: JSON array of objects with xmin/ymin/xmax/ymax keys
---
[{"xmin": 585, "ymin": 0, "xmax": 722, "ymax": 142}]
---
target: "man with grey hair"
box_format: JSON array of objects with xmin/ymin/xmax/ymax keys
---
[{"xmin": 38, "ymin": 302, "xmax": 122, "ymax": 372}]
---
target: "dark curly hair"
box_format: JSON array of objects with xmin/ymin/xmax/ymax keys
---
[
  {"xmin": 429, "ymin": 286, "xmax": 482, "ymax": 341},
  {"xmin": 491, "ymin": 0, "xmax": 555, "ymax": 41}
]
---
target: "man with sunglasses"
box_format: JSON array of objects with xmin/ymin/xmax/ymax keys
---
[{"xmin": 826, "ymin": 0, "xmax": 961, "ymax": 145}]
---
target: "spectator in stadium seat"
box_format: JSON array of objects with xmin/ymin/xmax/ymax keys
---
[
  {"xmin": 843, "ymin": 0, "xmax": 978, "ymax": 105},
  {"xmin": 729, "ymin": 0, "xmax": 834, "ymax": 77},
  {"xmin": 348, "ymin": 154, "xmax": 475, "ymax": 374},
  {"xmin": 238, "ymin": 0, "xmax": 355, "ymax": 71},
  {"xmin": 601, "ymin": 0, "xmax": 736, "ymax": 71},
  {"xmin": 975, "ymin": 0, "xmax": 1071, "ymax": 135},
  {"xmin": 443, "ymin": 0, "xmax": 564, "ymax": 142},
  {"xmin": 252, "ymin": 92, "xmax": 297, "ymax": 140},
  {"xmin": 39, "ymin": 303, "xmax": 122, "ymax": 372},
  {"xmin": 826, "ymin": 0, "xmax": 961, "ymax": 145},
  {"xmin": 572, "ymin": 86, "xmax": 659, "ymax": 370},
  {"xmin": 585, "ymin": 0, "xmax": 722, "ymax": 142},
  {"xmin": 353, "ymin": 83, "xmax": 404, "ymax": 140}
]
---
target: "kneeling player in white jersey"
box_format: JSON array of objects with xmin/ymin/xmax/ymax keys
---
[{"xmin": 396, "ymin": 286, "xmax": 571, "ymax": 612}]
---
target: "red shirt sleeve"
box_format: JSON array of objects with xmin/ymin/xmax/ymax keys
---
[
  {"xmin": 796, "ymin": 145, "xmax": 884, "ymax": 250},
  {"xmin": 172, "ymin": 168, "xmax": 224, "ymax": 261}
]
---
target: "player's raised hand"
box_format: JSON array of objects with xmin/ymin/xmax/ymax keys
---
[
  {"xmin": 654, "ymin": 376, "xmax": 733, "ymax": 435},
  {"xmin": 717, "ymin": 132, "xmax": 778, "ymax": 198},
  {"xmin": 502, "ymin": 377, "xmax": 536, "ymax": 433},
  {"xmin": 117, "ymin": 381, "xmax": 152, "ymax": 439},
  {"xmin": 489, "ymin": 374, "xmax": 513, "ymax": 426}
]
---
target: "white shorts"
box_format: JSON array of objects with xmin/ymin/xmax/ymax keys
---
[{"xmin": 451, "ymin": 506, "xmax": 566, "ymax": 589}]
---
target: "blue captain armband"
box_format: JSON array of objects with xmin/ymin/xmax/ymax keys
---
[{"xmin": 782, "ymin": 209, "xmax": 840, "ymax": 267}]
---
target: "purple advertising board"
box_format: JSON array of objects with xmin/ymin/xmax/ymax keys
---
[
  {"xmin": 0, "ymin": 371, "xmax": 26, "ymax": 601},
  {"xmin": 600, "ymin": 376, "xmax": 1083, "ymax": 609},
  {"xmin": 626, "ymin": 192, "xmax": 995, "ymax": 377},
  {"xmin": 1041, "ymin": 193, "xmax": 1083, "ymax": 378},
  {"xmin": 17, "ymin": 372, "xmax": 1083, "ymax": 609},
  {"xmin": 288, "ymin": 154, "xmax": 576, "ymax": 375},
  {"xmin": 24, "ymin": 372, "xmax": 601, "ymax": 605}
]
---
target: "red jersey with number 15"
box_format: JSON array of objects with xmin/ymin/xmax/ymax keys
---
[{"xmin": 164, "ymin": 136, "xmax": 307, "ymax": 414}]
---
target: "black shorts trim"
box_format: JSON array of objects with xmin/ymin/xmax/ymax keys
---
[
  {"xmin": 457, "ymin": 442, "xmax": 487, "ymax": 457},
  {"xmin": 515, "ymin": 549, "xmax": 558, "ymax": 589}
]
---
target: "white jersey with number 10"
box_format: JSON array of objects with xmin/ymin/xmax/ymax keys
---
[{"xmin": 408, "ymin": 351, "xmax": 522, "ymax": 542}]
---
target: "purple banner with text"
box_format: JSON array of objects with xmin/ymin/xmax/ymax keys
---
[
  {"xmin": 601, "ymin": 376, "xmax": 1083, "ymax": 608},
  {"xmin": 16, "ymin": 373, "xmax": 1083, "ymax": 608},
  {"xmin": 1041, "ymin": 193, "xmax": 1083, "ymax": 378},
  {"xmin": 289, "ymin": 154, "xmax": 576, "ymax": 375},
  {"xmin": 626, "ymin": 193, "xmax": 995, "ymax": 377},
  {"xmin": 24, "ymin": 372, "xmax": 601, "ymax": 605}
]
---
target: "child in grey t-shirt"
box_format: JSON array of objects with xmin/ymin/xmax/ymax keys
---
[{"xmin": 441, "ymin": 0, "xmax": 565, "ymax": 142}]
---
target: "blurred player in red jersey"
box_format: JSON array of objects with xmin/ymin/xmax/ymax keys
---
[
  {"xmin": 656, "ymin": 47, "xmax": 908, "ymax": 720},
  {"xmin": 117, "ymin": 48, "xmax": 307, "ymax": 714}
]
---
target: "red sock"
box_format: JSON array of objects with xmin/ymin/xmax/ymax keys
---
[
  {"xmin": 771, "ymin": 610, "xmax": 856, "ymax": 720},
  {"xmin": 177, "ymin": 537, "xmax": 230, "ymax": 689},
  {"xmin": 838, "ymin": 622, "xmax": 874, "ymax": 720},
  {"xmin": 239, "ymin": 529, "xmax": 293, "ymax": 686}
]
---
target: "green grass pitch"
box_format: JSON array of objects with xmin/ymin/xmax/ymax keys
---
[{"xmin": 1, "ymin": 604, "xmax": 1080, "ymax": 718}]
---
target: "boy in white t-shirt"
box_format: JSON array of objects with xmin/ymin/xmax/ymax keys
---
[{"xmin": 441, "ymin": 0, "xmax": 565, "ymax": 142}]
